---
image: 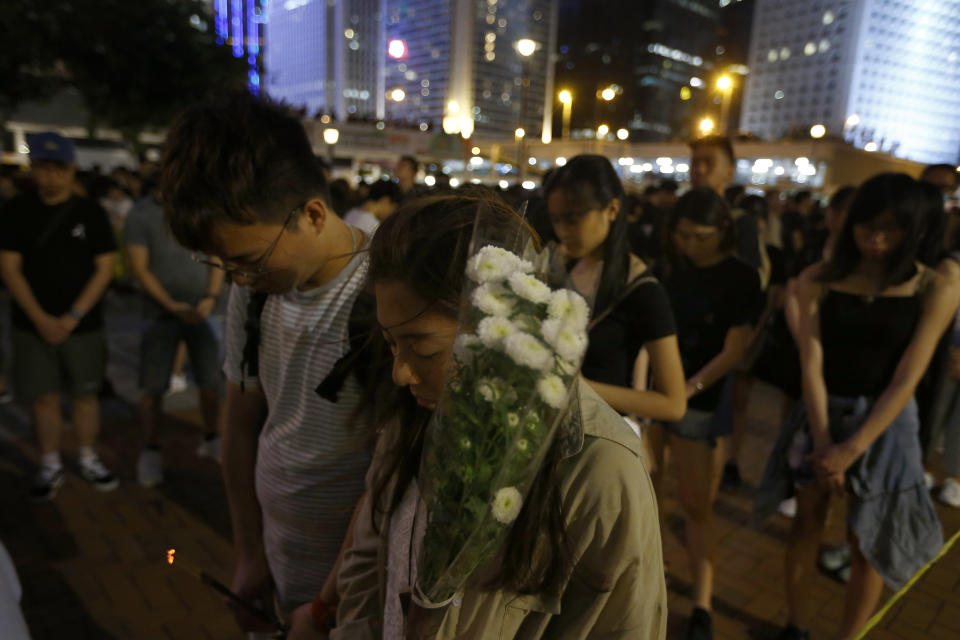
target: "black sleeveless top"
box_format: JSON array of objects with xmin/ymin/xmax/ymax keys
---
[{"xmin": 820, "ymin": 289, "xmax": 922, "ymax": 397}]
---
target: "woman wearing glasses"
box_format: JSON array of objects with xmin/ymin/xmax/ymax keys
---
[{"xmin": 651, "ymin": 187, "xmax": 763, "ymax": 640}]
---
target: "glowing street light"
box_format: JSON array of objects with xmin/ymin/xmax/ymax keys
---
[
  {"xmin": 515, "ymin": 127, "xmax": 526, "ymax": 139},
  {"xmin": 845, "ymin": 113, "xmax": 861, "ymax": 128},
  {"xmin": 558, "ymin": 90, "xmax": 573, "ymax": 140},
  {"xmin": 597, "ymin": 124, "xmax": 609, "ymax": 138},
  {"xmin": 600, "ymin": 87, "xmax": 616, "ymax": 101},
  {"xmin": 699, "ymin": 118, "xmax": 715, "ymax": 134},
  {"xmin": 810, "ymin": 123, "xmax": 826, "ymax": 139},
  {"xmin": 616, "ymin": 128, "xmax": 629, "ymax": 141},
  {"xmin": 322, "ymin": 128, "xmax": 340, "ymax": 145},
  {"xmin": 515, "ymin": 38, "xmax": 537, "ymax": 57},
  {"xmin": 390, "ymin": 88, "xmax": 406, "ymax": 102},
  {"xmin": 716, "ymin": 75, "xmax": 733, "ymax": 91}
]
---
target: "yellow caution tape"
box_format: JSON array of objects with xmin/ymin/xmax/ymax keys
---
[{"xmin": 850, "ymin": 526, "xmax": 960, "ymax": 640}]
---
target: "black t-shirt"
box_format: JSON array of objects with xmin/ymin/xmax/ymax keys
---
[
  {"xmin": 581, "ymin": 270, "xmax": 676, "ymax": 388},
  {"xmin": 661, "ymin": 256, "xmax": 763, "ymax": 411},
  {"xmin": 0, "ymin": 193, "xmax": 117, "ymax": 333}
]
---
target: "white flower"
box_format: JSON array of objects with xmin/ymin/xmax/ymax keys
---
[
  {"xmin": 477, "ymin": 378, "xmax": 500, "ymax": 403},
  {"xmin": 453, "ymin": 334, "xmax": 481, "ymax": 364},
  {"xmin": 504, "ymin": 332, "xmax": 553, "ymax": 371},
  {"xmin": 541, "ymin": 318, "xmax": 587, "ymax": 365},
  {"xmin": 552, "ymin": 326, "xmax": 588, "ymax": 363},
  {"xmin": 516, "ymin": 438, "xmax": 529, "ymax": 452},
  {"xmin": 472, "ymin": 283, "xmax": 515, "ymax": 317},
  {"xmin": 547, "ymin": 289, "xmax": 590, "ymax": 331},
  {"xmin": 556, "ymin": 358, "xmax": 579, "ymax": 377},
  {"xmin": 506, "ymin": 413, "xmax": 520, "ymax": 428},
  {"xmin": 491, "ymin": 487, "xmax": 523, "ymax": 524},
  {"xmin": 477, "ymin": 316, "xmax": 517, "ymax": 349},
  {"xmin": 466, "ymin": 246, "xmax": 521, "ymax": 283},
  {"xmin": 459, "ymin": 437, "xmax": 472, "ymax": 450},
  {"xmin": 507, "ymin": 272, "xmax": 552, "ymax": 305},
  {"xmin": 537, "ymin": 374, "xmax": 568, "ymax": 409}
]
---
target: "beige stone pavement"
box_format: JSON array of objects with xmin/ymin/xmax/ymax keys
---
[{"xmin": 1, "ymin": 379, "xmax": 957, "ymax": 640}]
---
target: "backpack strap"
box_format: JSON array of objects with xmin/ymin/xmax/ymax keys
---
[
  {"xmin": 315, "ymin": 289, "xmax": 378, "ymax": 402},
  {"xmin": 240, "ymin": 291, "xmax": 269, "ymax": 394}
]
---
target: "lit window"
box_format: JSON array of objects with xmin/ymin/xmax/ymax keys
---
[
  {"xmin": 780, "ymin": 47, "xmax": 791, "ymax": 59},
  {"xmin": 819, "ymin": 39, "xmax": 830, "ymax": 52},
  {"xmin": 774, "ymin": 90, "xmax": 785, "ymax": 99},
  {"xmin": 804, "ymin": 42, "xmax": 816, "ymax": 56},
  {"xmin": 768, "ymin": 49, "xmax": 778, "ymax": 62},
  {"xmin": 344, "ymin": 29, "xmax": 355, "ymax": 39},
  {"xmin": 823, "ymin": 11, "xmax": 834, "ymax": 25}
]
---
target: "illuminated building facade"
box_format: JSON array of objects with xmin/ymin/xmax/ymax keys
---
[
  {"xmin": 384, "ymin": 0, "xmax": 558, "ymax": 139},
  {"xmin": 553, "ymin": 0, "xmax": 723, "ymax": 141},
  {"xmin": 211, "ymin": 0, "xmax": 265, "ymax": 94},
  {"xmin": 263, "ymin": 0, "xmax": 387, "ymax": 119},
  {"xmin": 742, "ymin": 0, "xmax": 960, "ymax": 164}
]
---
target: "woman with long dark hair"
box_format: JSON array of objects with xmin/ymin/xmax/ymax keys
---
[
  {"xmin": 288, "ymin": 194, "xmax": 667, "ymax": 639},
  {"xmin": 543, "ymin": 155, "xmax": 687, "ymax": 427},
  {"xmin": 767, "ymin": 173, "xmax": 959, "ymax": 640},
  {"xmin": 653, "ymin": 187, "xmax": 764, "ymax": 640}
]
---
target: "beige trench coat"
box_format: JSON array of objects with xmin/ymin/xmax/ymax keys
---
[{"xmin": 332, "ymin": 379, "xmax": 667, "ymax": 640}]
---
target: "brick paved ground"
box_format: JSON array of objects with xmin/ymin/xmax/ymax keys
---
[{"xmin": 1, "ymin": 292, "xmax": 958, "ymax": 639}]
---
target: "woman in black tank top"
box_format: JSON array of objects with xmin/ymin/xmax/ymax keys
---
[{"xmin": 769, "ymin": 173, "xmax": 960, "ymax": 640}]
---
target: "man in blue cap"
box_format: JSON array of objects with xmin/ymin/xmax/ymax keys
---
[{"xmin": 0, "ymin": 132, "xmax": 119, "ymax": 500}]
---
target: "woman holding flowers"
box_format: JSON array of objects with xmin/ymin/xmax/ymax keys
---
[
  {"xmin": 544, "ymin": 155, "xmax": 687, "ymax": 427},
  {"xmin": 288, "ymin": 194, "xmax": 666, "ymax": 639},
  {"xmin": 654, "ymin": 187, "xmax": 764, "ymax": 640}
]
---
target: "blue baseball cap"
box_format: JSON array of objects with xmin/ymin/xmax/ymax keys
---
[{"xmin": 27, "ymin": 132, "xmax": 75, "ymax": 164}]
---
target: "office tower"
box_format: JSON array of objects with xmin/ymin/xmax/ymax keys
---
[{"xmin": 741, "ymin": 0, "xmax": 960, "ymax": 163}]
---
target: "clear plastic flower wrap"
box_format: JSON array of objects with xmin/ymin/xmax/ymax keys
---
[{"xmin": 413, "ymin": 208, "xmax": 590, "ymax": 605}]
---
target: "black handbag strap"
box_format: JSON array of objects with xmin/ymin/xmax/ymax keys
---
[
  {"xmin": 587, "ymin": 275, "xmax": 658, "ymax": 331},
  {"xmin": 33, "ymin": 199, "xmax": 78, "ymax": 251}
]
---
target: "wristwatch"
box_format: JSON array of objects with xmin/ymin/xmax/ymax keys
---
[{"xmin": 693, "ymin": 379, "xmax": 704, "ymax": 392}]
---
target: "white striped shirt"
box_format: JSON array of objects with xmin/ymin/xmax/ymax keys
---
[{"xmin": 223, "ymin": 252, "xmax": 371, "ymax": 612}]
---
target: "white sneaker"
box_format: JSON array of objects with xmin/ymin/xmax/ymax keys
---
[
  {"xmin": 79, "ymin": 456, "xmax": 119, "ymax": 492},
  {"xmin": 167, "ymin": 374, "xmax": 188, "ymax": 395},
  {"xmin": 778, "ymin": 496, "xmax": 797, "ymax": 518},
  {"xmin": 137, "ymin": 448, "xmax": 164, "ymax": 488},
  {"xmin": 939, "ymin": 477, "xmax": 960, "ymax": 508},
  {"xmin": 196, "ymin": 435, "xmax": 221, "ymax": 463}
]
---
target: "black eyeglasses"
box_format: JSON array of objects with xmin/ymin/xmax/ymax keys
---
[{"xmin": 193, "ymin": 204, "xmax": 303, "ymax": 279}]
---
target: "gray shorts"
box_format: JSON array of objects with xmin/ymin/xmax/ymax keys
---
[
  {"xmin": 12, "ymin": 330, "xmax": 106, "ymax": 402},
  {"xmin": 139, "ymin": 314, "xmax": 220, "ymax": 395}
]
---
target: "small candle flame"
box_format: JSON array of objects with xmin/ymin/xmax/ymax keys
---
[{"xmin": 166, "ymin": 549, "xmax": 175, "ymax": 565}]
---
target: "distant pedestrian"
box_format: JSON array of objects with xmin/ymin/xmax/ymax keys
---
[
  {"xmin": 342, "ymin": 178, "xmax": 403, "ymax": 235},
  {"xmin": 125, "ymin": 185, "xmax": 224, "ymax": 487},
  {"xmin": 0, "ymin": 132, "xmax": 118, "ymax": 500}
]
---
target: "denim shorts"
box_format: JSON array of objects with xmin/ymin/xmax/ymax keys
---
[{"xmin": 139, "ymin": 314, "xmax": 220, "ymax": 395}]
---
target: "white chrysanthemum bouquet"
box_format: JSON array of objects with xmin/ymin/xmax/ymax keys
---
[{"xmin": 415, "ymin": 244, "xmax": 590, "ymax": 604}]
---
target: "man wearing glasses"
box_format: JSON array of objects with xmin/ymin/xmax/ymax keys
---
[
  {"xmin": 159, "ymin": 93, "xmax": 373, "ymax": 632},
  {"xmin": 124, "ymin": 181, "xmax": 225, "ymax": 487}
]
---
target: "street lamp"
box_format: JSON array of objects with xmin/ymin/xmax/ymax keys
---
[
  {"xmin": 600, "ymin": 87, "xmax": 616, "ymax": 102},
  {"xmin": 515, "ymin": 38, "xmax": 538, "ymax": 179},
  {"xmin": 515, "ymin": 127, "xmax": 526, "ymax": 139},
  {"xmin": 323, "ymin": 128, "xmax": 339, "ymax": 162},
  {"xmin": 597, "ymin": 124, "xmax": 609, "ymax": 138},
  {"xmin": 717, "ymin": 75, "xmax": 733, "ymax": 134},
  {"xmin": 810, "ymin": 123, "xmax": 826, "ymax": 139},
  {"xmin": 558, "ymin": 90, "xmax": 573, "ymax": 140},
  {"xmin": 699, "ymin": 118, "xmax": 715, "ymax": 135},
  {"xmin": 390, "ymin": 88, "xmax": 405, "ymax": 102},
  {"xmin": 616, "ymin": 128, "xmax": 629, "ymax": 141}
]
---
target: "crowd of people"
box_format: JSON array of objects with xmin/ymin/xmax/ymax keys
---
[{"xmin": 2, "ymin": 91, "xmax": 960, "ymax": 640}]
